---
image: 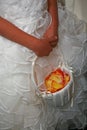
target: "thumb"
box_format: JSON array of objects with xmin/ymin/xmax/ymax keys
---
[{"xmin": 48, "ymin": 36, "xmax": 58, "ymax": 48}]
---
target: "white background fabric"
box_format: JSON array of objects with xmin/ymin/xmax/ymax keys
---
[{"xmin": 65, "ymin": 0, "xmax": 87, "ymax": 23}]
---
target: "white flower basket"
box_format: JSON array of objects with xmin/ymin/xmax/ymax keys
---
[{"xmin": 32, "ymin": 57, "xmax": 74, "ymax": 107}]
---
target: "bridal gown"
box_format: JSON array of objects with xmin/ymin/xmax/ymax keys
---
[{"xmin": 0, "ymin": 0, "xmax": 87, "ymax": 130}]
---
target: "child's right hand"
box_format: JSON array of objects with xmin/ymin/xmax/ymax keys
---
[{"xmin": 31, "ymin": 38, "xmax": 56, "ymax": 57}]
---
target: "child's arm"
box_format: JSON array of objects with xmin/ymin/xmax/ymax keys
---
[
  {"xmin": 48, "ymin": 0, "xmax": 58, "ymax": 30},
  {"xmin": 0, "ymin": 17, "xmax": 54, "ymax": 57},
  {"xmin": 44, "ymin": 0, "xmax": 58, "ymax": 47}
]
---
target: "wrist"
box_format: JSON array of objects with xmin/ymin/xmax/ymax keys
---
[
  {"xmin": 26, "ymin": 35, "xmax": 39, "ymax": 51},
  {"xmin": 50, "ymin": 18, "xmax": 58, "ymax": 31}
]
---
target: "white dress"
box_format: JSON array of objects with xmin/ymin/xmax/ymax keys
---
[
  {"xmin": 0, "ymin": 0, "xmax": 87, "ymax": 130},
  {"xmin": 65, "ymin": 0, "xmax": 87, "ymax": 23}
]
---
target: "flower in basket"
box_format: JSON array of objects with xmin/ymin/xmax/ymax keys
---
[{"xmin": 45, "ymin": 68, "xmax": 70, "ymax": 93}]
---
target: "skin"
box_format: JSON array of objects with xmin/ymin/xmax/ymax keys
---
[
  {"xmin": 44, "ymin": 0, "xmax": 59, "ymax": 47},
  {"xmin": 0, "ymin": 0, "xmax": 58, "ymax": 57}
]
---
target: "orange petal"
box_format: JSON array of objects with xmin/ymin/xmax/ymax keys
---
[
  {"xmin": 52, "ymin": 80, "xmax": 64, "ymax": 92},
  {"xmin": 64, "ymin": 73, "xmax": 70, "ymax": 85}
]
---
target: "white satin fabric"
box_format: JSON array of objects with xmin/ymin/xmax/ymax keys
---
[{"xmin": 0, "ymin": 1, "xmax": 87, "ymax": 130}]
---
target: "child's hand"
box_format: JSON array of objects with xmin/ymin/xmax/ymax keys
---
[
  {"xmin": 31, "ymin": 37, "xmax": 56, "ymax": 57},
  {"xmin": 44, "ymin": 22, "xmax": 58, "ymax": 47}
]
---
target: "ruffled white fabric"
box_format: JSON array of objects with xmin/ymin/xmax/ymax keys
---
[{"xmin": 0, "ymin": 0, "xmax": 87, "ymax": 130}]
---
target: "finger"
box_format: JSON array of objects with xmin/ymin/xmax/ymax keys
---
[
  {"xmin": 50, "ymin": 42, "xmax": 57, "ymax": 48},
  {"xmin": 48, "ymin": 36, "xmax": 58, "ymax": 42}
]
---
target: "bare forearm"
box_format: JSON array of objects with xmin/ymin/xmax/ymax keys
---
[
  {"xmin": 0, "ymin": 17, "xmax": 37, "ymax": 50},
  {"xmin": 48, "ymin": 0, "xmax": 58, "ymax": 27}
]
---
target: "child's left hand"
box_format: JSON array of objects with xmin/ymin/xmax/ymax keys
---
[{"xmin": 43, "ymin": 21, "xmax": 58, "ymax": 47}]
